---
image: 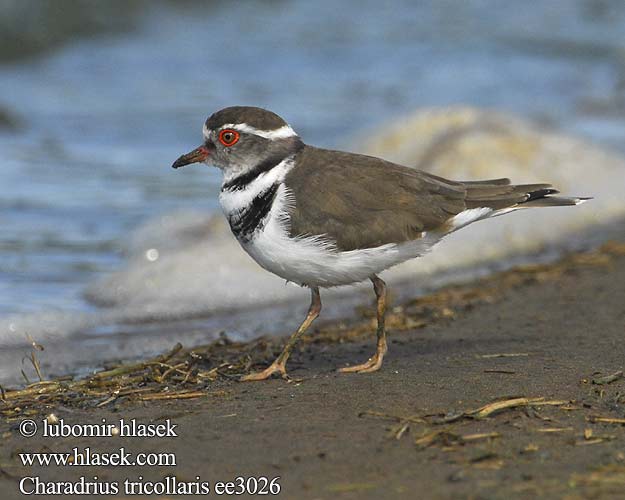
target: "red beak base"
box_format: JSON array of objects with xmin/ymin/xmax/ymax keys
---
[{"xmin": 172, "ymin": 145, "xmax": 210, "ymax": 169}]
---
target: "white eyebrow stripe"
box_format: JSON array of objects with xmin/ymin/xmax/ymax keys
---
[
  {"xmin": 202, "ymin": 122, "xmax": 210, "ymax": 140},
  {"xmin": 221, "ymin": 123, "xmax": 298, "ymax": 140}
]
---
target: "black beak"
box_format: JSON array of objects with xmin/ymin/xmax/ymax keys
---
[{"xmin": 172, "ymin": 145, "xmax": 210, "ymax": 169}]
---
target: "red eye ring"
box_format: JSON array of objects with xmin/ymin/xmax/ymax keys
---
[{"xmin": 218, "ymin": 129, "xmax": 240, "ymax": 147}]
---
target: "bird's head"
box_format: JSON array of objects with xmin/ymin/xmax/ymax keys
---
[{"xmin": 172, "ymin": 106, "xmax": 303, "ymax": 180}]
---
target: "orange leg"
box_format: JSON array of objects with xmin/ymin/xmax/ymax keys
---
[
  {"xmin": 339, "ymin": 275, "xmax": 388, "ymax": 374},
  {"xmin": 241, "ymin": 287, "xmax": 321, "ymax": 381}
]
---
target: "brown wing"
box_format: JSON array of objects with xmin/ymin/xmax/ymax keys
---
[{"xmin": 285, "ymin": 146, "xmax": 468, "ymax": 251}]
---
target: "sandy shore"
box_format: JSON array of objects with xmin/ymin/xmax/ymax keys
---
[{"xmin": 2, "ymin": 241, "xmax": 625, "ymax": 499}]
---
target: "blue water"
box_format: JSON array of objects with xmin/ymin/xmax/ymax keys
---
[{"xmin": 2, "ymin": 0, "xmax": 625, "ymax": 318}]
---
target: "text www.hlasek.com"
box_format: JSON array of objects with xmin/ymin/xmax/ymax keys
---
[{"xmin": 19, "ymin": 447, "xmax": 175, "ymax": 467}]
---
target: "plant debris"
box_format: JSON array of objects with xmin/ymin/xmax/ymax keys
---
[
  {"xmin": 592, "ymin": 371, "xmax": 623, "ymax": 385},
  {"xmin": 0, "ymin": 341, "xmax": 261, "ymax": 420},
  {"xmin": 440, "ymin": 397, "xmax": 568, "ymax": 423},
  {"xmin": 479, "ymin": 353, "xmax": 530, "ymax": 359},
  {"xmin": 535, "ymin": 427, "xmax": 574, "ymax": 433},
  {"xmin": 415, "ymin": 430, "xmax": 500, "ymax": 448},
  {"xmin": 587, "ymin": 415, "xmax": 625, "ymax": 425}
]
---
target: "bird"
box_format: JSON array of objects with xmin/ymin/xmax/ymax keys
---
[{"xmin": 172, "ymin": 106, "xmax": 589, "ymax": 381}]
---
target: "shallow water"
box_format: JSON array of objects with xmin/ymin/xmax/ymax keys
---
[{"xmin": 2, "ymin": 1, "xmax": 625, "ymax": 382}]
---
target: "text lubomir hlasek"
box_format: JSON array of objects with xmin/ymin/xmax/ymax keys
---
[{"xmin": 42, "ymin": 418, "xmax": 177, "ymax": 438}]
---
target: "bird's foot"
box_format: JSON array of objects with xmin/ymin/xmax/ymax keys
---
[
  {"xmin": 338, "ymin": 343, "xmax": 387, "ymax": 374},
  {"xmin": 240, "ymin": 361, "xmax": 289, "ymax": 382}
]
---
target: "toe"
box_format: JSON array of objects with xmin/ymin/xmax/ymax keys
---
[
  {"xmin": 240, "ymin": 363, "xmax": 288, "ymax": 382},
  {"xmin": 240, "ymin": 371, "xmax": 270, "ymax": 382},
  {"xmin": 338, "ymin": 359, "xmax": 375, "ymax": 373},
  {"xmin": 338, "ymin": 354, "xmax": 385, "ymax": 374},
  {"xmin": 354, "ymin": 361, "xmax": 383, "ymax": 373}
]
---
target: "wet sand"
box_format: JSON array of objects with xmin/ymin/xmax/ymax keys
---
[{"xmin": 1, "ymin": 242, "xmax": 625, "ymax": 499}]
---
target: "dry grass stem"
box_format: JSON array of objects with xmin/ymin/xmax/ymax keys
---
[
  {"xmin": 535, "ymin": 427, "xmax": 574, "ymax": 433},
  {"xmin": 137, "ymin": 391, "xmax": 206, "ymax": 401},
  {"xmin": 587, "ymin": 415, "xmax": 625, "ymax": 425},
  {"xmin": 592, "ymin": 371, "xmax": 624, "ymax": 385},
  {"xmin": 479, "ymin": 353, "xmax": 530, "ymax": 359}
]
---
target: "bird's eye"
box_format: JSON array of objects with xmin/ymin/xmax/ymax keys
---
[{"xmin": 219, "ymin": 129, "xmax": 240, "ymax": 147}]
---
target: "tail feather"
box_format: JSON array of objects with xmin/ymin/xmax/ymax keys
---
[
  {"xmin": 461, "ymin": 177, "xmax": 511, "ymax": 186},
  {"xmin": 462, "ymin": 181, "xmax": 590, "ymax": 211},
  {"xmin": 521, "ymin": 195, "xmax": 591, "ymax": 207}
]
